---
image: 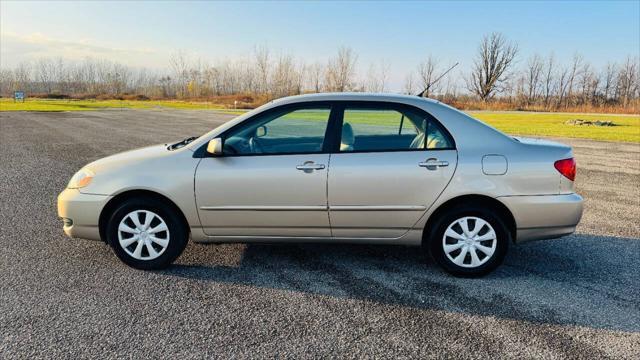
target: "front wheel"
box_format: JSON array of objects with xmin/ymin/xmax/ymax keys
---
[
  {"xmin": 427, "ymin": 207, "xmax": 509, "ymax": 277},
  {"xmin": 106, "ymin": 197, "xmax": 188, "ymax": 270}
]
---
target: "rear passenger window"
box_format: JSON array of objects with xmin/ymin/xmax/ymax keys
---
[{"xmin": 339, "ymin": 106, "xmax": 453, "ymax": 152}]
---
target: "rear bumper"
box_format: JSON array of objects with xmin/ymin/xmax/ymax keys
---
[
  {"xmin": 57, "ymin": 189, "xmax": 111, "ymax": 241},
  {"xmin": 498, "ymin": 193, "xmax": 583, "ymax": 243}
]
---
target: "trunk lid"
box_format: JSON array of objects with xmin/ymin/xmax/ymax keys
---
[{"xmin": 513, "ymin": 136, "xmax": 571, "ymax": 151}]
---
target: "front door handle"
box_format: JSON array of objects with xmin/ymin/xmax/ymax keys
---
[
  {"xmin": 296, "ymin": 162, "xmax": 325, "ymax": 173},
  {"xmin": 419, "ymin": 158, "xmax": 449, "ymax": 170}
]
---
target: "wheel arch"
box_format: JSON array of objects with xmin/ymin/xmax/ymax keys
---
[
  {"xmin": 98, "ymin": 189, "xmax": 190, "ymax": 242},
  {"xmin": 422, "ymin": 194, "xmax": 517, "ymax": 244}
]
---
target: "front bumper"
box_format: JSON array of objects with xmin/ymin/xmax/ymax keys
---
[
  {"xmin": 57, "ymin": 189, "xmax": 111, "ymax": 241},
  {"xmin": 498, "ymin": 193, "xmax": 583, "ymax": 243}
]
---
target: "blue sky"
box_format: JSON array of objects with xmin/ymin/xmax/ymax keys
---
[{"xmin": 1, "ymin": 1, "xmax": 638, "ymax": 90}]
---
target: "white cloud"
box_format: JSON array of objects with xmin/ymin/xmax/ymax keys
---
[{"xmin": 0, "ymin": 32, "xmax": 166, "ymax": 68}]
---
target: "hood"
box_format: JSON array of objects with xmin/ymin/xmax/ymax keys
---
[
  {"xmin": 85, "ymin": 144, "xmax": 173, "ymax": 173},
  {"xmin": 77, "ymin": 142, "xmax": 198, "ymax": 196}
]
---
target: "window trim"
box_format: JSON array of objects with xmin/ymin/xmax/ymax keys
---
[
  {"xmin": 330, "ymin": 101, "xmax": 456, "ymax": 154},
  {"xmin": 195, "ymin": 101, "xmax": 339, "ymax": 158},
  {"xmin": 194, "ymin": 100, "xmax": 456, "ymax": 158}
]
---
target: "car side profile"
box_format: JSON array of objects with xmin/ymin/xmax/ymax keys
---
[{"xmin": 58, "ymin": 93, "xmax": 583, "ymax": 276}]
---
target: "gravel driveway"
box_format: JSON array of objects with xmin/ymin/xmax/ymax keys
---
[{"xmin": 1, "ymin": 110, "xmax": 638, "ymax": 358}]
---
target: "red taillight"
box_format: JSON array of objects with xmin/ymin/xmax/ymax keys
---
[{"xmin": 554, "ymin": 158, "xmax": 576, "ymax": 181}]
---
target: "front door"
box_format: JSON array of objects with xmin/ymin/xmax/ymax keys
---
[
  {"xmin": 327, "ymin": 103, "xmax": 458, "ymax": 238},
  {"xmin": 195, "ymin": 104, "xmax": 334, "ymax": 238}
]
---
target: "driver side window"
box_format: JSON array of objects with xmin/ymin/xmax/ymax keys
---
[{"xmin": 223, "ymin": 106, "xmax": 331, "ymax": 155}]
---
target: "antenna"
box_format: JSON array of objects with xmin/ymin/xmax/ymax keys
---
[{"xmin": 416, "ymin": 62, "xmax": 459, "ymax": 98}]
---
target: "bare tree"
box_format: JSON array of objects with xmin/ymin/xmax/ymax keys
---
[
  {"xmin": 378, "ymin": 60, "xmax": 390, "ymax": 92},
  {"xmin": 271, "ymin": 54, "xmax": 298, "ymax": 97},
  {"xmin": 13, "ymin": 62, "xmax": 31, "ymax": 93},
  {"xmin": 169, "ymin": 51, "xmax": 190, "ymax": 98},
  {"xmin": 76, "ymin": 58, "xmax": 97, "ymax": 94},
  {"xmin": 36, "ymin": 58, "xmax": 55, "ymax": 94},
  {"xmin": 325, "ymin": 47, "xmax": 357, "ymax": 92},
  {"xmin": 403, "ymin": 72, "xmax": 416, "ymax": 94},
  {"xmin": 577, "ymin": 63, "xmax": 599, "ymax": 105},
  {"xmin": 0, "ymin": 68, "xmax": 14, "ymax": 95},
  {"xmin": 307, "ymin": 62, "xmax": 324, "ymax": 93},
  {"xmin": 524, "ymin": 54, "xmax": 543, "ymax": 104},
  {"xmin": 602, "ymin": 62, "xmax": 617, "ymax": 101},
  {"xmin": 293, "ymin": 61, "xmax": 306, "ymax": 95},
  {"xmin": 365, "ymin": 60, "xmax": 389, "ymax": 92},
  {"xmin": 254, "ymin": 45, "xmax": 270, "ymax": 95},
  {"xmin": 2, "ymin": 45, "xmax": 637, "ymax": 112},
  {"xmin": 467, "ymin": 33, "xmax": 518, "ymax": 101},
  {"xmin": 565, "ymin": 53, "xmax": 584, "ymax": 106},
  {"xmin": 441, "ymin": 74, "xmax": 459, "ymax": 101},
  {"xmin": 417, "ymin": 55, "xmax": 441, "ymax": 97},
  {"xmin": 617, "ymin": 56, "xmax": 639, "ymax": 107},
  {"xmin": 556, "ymin": 65, "xmax": 570, "ymax": 108},
  {"xmin": 187, "ymin": 70, "xmax": 200, "ymax": 98},
  {"xmin": 107, "ymin": 62, "xmax": 130, "ymax": 95},
  {"xmin": 542, "ymin": 54, "xmax": 555, "ymax": 107},
  {"xmin": 159, "ymin": 76, "xmax": 172, "ymax": 97},
  {"xmin": 51, "ymin": 58, "xmax": 66, "ymax": 93}
]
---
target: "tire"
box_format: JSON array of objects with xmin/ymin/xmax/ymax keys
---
[
  {"xmin": 426, "ymin": 205, "xmax": 510, "ymax": 277},
  {"xmin": 105, "ymin": 196, "xmax": 188, "ymax": 270}
]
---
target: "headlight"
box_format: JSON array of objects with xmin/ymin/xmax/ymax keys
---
[{"xmin": 67, "ymin": 168, "xmax": 95, "ymax": 189}]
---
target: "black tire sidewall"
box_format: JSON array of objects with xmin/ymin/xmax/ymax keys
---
[
  {"xmin": 106, "ymin": 197, "xmax": 188, "ymax": 270},
  {"xmin": 428, "ymin": 206, "xmax": 509, "ymax": 277}
]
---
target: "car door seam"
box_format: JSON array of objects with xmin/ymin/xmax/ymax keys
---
[
  {"xmin": 193, "ymin": 157, "xmax": 206, "ymax": 231},
  {"xmin": 409, "ymin": 150, "xmax": 460, "ymax": 232},
  {"xmin": 326, "ymin": 153, "xmax": 333, "ymax": 237}
]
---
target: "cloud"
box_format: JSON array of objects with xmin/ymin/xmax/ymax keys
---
[{"xmin": 0, "ymin": 32, "xmax": 163, "ymax": 68}]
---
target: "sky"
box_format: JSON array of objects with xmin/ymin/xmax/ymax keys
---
[{"xmin": 1, "ymin": 0, "xmax": 638, "ymax": 91}]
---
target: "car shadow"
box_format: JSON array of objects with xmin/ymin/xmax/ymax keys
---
[{"xmin": 163, "ymin": 233, "xmax": 640, "ymax": 333}]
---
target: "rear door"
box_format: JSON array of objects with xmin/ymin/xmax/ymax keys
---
[{"xmin": 328, "ymin": 102, "xmax": 457, "ymax": 238}]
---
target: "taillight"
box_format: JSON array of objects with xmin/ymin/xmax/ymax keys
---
[{"xmin": 554, "ymin": 158, "xmax": 576, "ymax": 181}]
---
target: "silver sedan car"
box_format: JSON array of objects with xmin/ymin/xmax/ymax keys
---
[{"xmin": 58, "ymin": 93, "xmax": 583, "ymax": 276}]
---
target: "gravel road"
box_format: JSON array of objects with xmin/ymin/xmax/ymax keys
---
[{"xmin": 1, "ymin": 110, "xmax": 638, "ymax": 358}]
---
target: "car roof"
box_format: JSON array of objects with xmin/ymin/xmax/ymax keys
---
[
  {"xmin": 188, "ymin": 91, "xmax": 517, "ymax": 153},
  {"xmin": 271, "ymin": 92, "xmax": 441, "ymax": 106}
]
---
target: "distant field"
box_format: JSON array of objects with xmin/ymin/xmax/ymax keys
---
[
  {"xmin": 467, "ymin": 111, "xmax": 640, "ymax": 143},
  {"xmin": 1, "ymin": 98, "xmax": 638, "ymax": 143},
  {"xmin": 0, "ymin": 98, "xmax": 246, "ymax": 114}
]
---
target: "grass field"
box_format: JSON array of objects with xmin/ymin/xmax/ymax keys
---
[
  {"xmin": 1, "ymin": 98, "xmax": 638, "ymax": 143},
  {"xmin": 0, "ymin": 98, "xmax": 246, "ymax": 114},
  {"xmin": 467, "ymin": 111, "xmax": 640, "ymax": 143}
]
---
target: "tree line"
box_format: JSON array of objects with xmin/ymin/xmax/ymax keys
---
[{"xmin": 1, "ymin": 33, "xmax": 638, "ymax": 112}]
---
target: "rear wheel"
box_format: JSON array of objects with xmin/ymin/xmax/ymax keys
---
[
  {"xmin": 427, "ymin": 206, "xmax": 509, "ymax": 277},
  {"xmin": 106, "ymin": 197, "xmax": 188, "ymax": 270}
]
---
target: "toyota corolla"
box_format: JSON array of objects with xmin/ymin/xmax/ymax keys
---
[{"xmin": 58, "ymin": 93, "xmax": 583, "ymax": 276}]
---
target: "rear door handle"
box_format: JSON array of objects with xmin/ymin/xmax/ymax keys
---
[
  {"xmin": 296, "ymin": 162, "xmax": 325, "ymax": 173},
  {"xmin": 419, "ymin": 158, "xmax": 449, "ymax": 169}
]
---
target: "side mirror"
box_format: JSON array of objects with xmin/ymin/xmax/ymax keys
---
[
  {"xmin": 256, "ymin": 125, "xmax": 268, "ymax": 137},
  {"xmin": 206, "ymin": 138, "xmax": 223, "ymax": 155}
]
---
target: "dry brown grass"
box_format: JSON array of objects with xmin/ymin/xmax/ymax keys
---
[{"xmin": 160, "ymin": 94, "xmax": 270, "ymax": 109}]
